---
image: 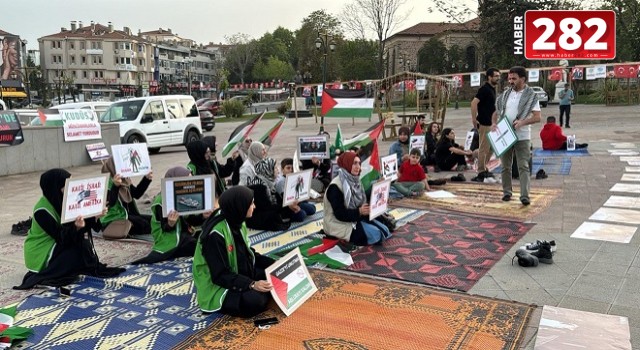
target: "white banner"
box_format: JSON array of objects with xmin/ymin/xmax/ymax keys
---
[
  {"xmin": 61, "ymin": 175, "xmax": 108, "ymax": 223},
  {"xmin": 416, "ymin": 79, "xmax": 427, "ymax": 91},
  {"xmin": 60, "ymin": 109, "xmax": 102, "ymax": 142},
  {"xmin": 470, "ymin": 73, "xmax": 481, "ymax": 87},
  {"xmin": 111, "ymin": 143, "xmax": 152, "ymax": 177},
  {"xmin": 528, "ymin": 69, "xmax": 540, "ymax": 83},
  {"xmin": 586, "ymin": 65, "xmax": 607, "ymax": 80},
  {"xmin": 317, "ymin": 84, "xmax": 323, "ymax": 97}
]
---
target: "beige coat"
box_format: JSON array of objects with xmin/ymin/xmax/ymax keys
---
[{"xmin": 322, "ymin": 177, "xmax": 356, "ymax": 241}]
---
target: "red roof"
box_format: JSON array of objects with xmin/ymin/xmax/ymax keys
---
[{"xmin": 39, "ymin": 23, "xmax": 149, "ymax": 42}]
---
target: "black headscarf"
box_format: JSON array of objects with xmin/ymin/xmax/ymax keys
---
[
  {"xmin": 218, "ymin": 186, "xmax": 254, "ymax": 229},
  {"xmin": 201, "ymin": 135, "xmax": 217, "ymax": 154},
  {"xmin": 40, "ymin": 168, "xmax": 71, "ymax": 214},
  {"xmin": 186, "ymin": 140, "xmax": 212, "ymax": 175}
]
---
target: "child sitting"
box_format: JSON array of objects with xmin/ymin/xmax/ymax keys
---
[
  {"xmin": 275, "ymin": 158, "xmax": 317, "ymax": 222},
  {"xmin": 392, "ymin": 148, "xmax": 431, "ymax": 197}
]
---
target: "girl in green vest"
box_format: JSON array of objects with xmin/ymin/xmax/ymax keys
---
[
  {"xmin": 133, "ymin": 167, "xmax": 212, "ymax": 264},
  {"xmin": 15, "ymin": 169, "xmax": 124, "ymax": 290},
  {"xmin": 193, "ymin": 186, "xmax": 275, "ymax": 317}
]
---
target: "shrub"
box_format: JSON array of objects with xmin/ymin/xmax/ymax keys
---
[
  {"xmin": 276, "ymin": 103, "xmax": 288, "ymax": 115},
  {"xmin": 222, "ymin": 99, "xmax": 246, "ymax": 118}
]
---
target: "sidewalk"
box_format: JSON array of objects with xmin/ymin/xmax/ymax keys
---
[{"xmin": 1, "ymin": 103, "xmax": 639, "ymax": 348}]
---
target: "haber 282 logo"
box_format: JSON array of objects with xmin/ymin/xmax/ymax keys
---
[{"xmin": 514, "ymin": 10, "xmax": 616, "ymax": 60}]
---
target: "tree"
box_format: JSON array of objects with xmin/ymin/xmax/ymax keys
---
[
  {"xmin": 252, "ymin": 56, "xmax": 296, "ymax": 81},
  {"xmin": 336, "ymin": 39, "xmax": 378, "ymax": 80},
  {"xmin": 255, "ymin": 32, "xmax": 291, "ymax": 64},
  {"xmin": 601, "ymin": 0, "xmax": 640, "ymax": 61},
  {"xmin": 294, "ymin": 10, "xmax": 343, "ymax": 84},
  {"xmin": 224, "ymin": 33, "xmax": 257, "ymax": 84},
  {"xmin": 417, "ymin": 38, "xmax": 448, "ymax": 74},
  {"xmin": 340, "ymin": 0, "xmax": 409, "ymax": 78},
  {"xmin": 272, "ymin": 27, "xmax": 297, "ymax": 65}
]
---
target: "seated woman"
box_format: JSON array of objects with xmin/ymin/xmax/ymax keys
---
[
  {"xmin": 246, "ymin": 157, "xmax": 290, "ymax": 231},
  {"xmin": 201, "ymin": 136, "xmax": 237, "ymax": 194},
  {"xmin": 421, "ymin": 122, "xmax": 440, "ymax": 169},
  {"xmin": 275, "ymin": 158, "xmax": 317, "ymax": 222},
  {"xmin": 389, "ymin": 126, "xmax": 411, "ymax": 163},
  {"xmin": 133, "ymin": 167, "xmax": 212, "ymax": 264},
  {"xmin": 101, "ymin": 157, "xmax": 153, "ymax": 236},
  {"xmin": 15, "ymin": 169, "xmax": 124, "ymax": 290},
  {"xmin": 239, "ymin": 141, "xmax": 267, "ymax": 186},
  {"xmin": 323, "ymin": 152, "xmax": 391, "ymax": 246},
  {"xmin": 435, "ymin": 128, "xmax": 473, "ymax": 172},
  {"xmin": 192, "ymin": 186, "xmax": 275, "ymax": 317},
  {"xmin": 232, "ymin": 138, "xmax": 253, "ymax": 186}
]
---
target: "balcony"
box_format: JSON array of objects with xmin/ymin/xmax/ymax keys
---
[
  {"xmin": 86, "ymin": 49, "xmax": 103, "ymax": 55},
  {"xmin": 114, "ymin": 64, "xmax": 138, "ymax": 72}
]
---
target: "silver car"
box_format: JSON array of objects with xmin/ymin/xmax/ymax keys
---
[{"xmin": 531, "ymin": 86, "xmax": 549, "ymax": 107}]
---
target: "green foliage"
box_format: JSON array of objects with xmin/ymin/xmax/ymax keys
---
[
  {"xmin": 277, "ymin": 102, "xmax": 288, "ymax": 115},
  {"xmin": 224, "ymin": 33, "xmax": 257, "ymax": 83},
  {"xmin": 404, "ymin": 90, "xmax": 417, "ymax": 107},
  {"xmin": 418, "ymin": 38, "xmax": 448, "ymax": 74},
  {"xmin": 294, "ymin": 10, "xmax": 343, "ymax": 84},
  {"xmin": 222, "ymin": 99, "xmax": 246, "ymax": 118},
  {"xmin": 336, "ymin": 39, "xmax": 378, "ymax": 80},
  {"xmin": 601, "ymin": 0, "xmax": 640, "ymax": 61},
  {"xmin": 252, "ymin": 56, "xmax": 296, "ymax": 81}
]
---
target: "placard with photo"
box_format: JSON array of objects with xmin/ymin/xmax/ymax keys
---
[
  {"xmin": 282, "ymin": 169, "xmax": 313, "ymax": 207},
  {"xmin": 161, "ymin": 175, "xmax": 215, "ymax": 217},
  {"xmin": 111, "ymin": 143, "xmax": 152, "ymax": 177},
  {"xmin": 380, "ymin": 154, "xmax": 398, "ymax": 181},
  {"xmin": 61, "ymin": 175, "xmax": 109, "ymax": 223},
  {"xmin": 409, "ymin": 135, "xmax": 425, "ymax": 155},
  {"xmin": 369, "ymin": 179, "xmax": 391, "ymax": 221},
  {"xmin": 297, "ymin": 135, "xmax": 329, "ymax": 160}
]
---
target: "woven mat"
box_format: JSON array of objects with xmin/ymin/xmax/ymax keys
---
[
  {"xmin": 175, "ymin": 269, "xmax": 535, "ymax": 350},
  {"xmin": 392, "ymin": 183, "xmax": 561, "ymax": 221},
  {"xmin": 14, "ymin": 257, "xmax": 221, "ymax": 350},
  {"xmin": 492, "ymin": 157, "xmax": 572, "ymax": 176},
  {"xmin": 348, "ymin": 211, "xmax": 534, "ymax": 291},
  {"xmin": 533, "ymin": 148, "xmax": 590, "ymax": 157}
]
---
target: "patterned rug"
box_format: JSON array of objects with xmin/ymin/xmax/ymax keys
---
[
  {"xmin": 533, "ymin": 148, "xmax": 590, "ymax": 157},
  {"xmin": 492, "ymin": 157, "xmax": 572, "ymax": 175},
  {"xmin": 13, "ymin": 258, "xmax": 222, "ymax": 350},
  {"xmin": 174, "ymin": 269, "xmax": 535, "ymax": 350},
  {"xmin": 392, "ymin": 183, "xmax": 561, "ymax": 221},
  {"xmin": 347, "ymin": 211, "xmax": 534, "ymax": 291}
]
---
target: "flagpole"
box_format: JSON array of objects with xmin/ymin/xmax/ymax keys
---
[{"xmin": 315, "ymin": 31, "xmax": 336, "ymax": 134}]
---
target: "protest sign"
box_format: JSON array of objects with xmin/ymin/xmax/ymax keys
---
[
  {"xmin": 282, "ymin": 169, "xmax": 313, "ymax": 207},
  {"xmin": 380, "ymin": 154, "xmax": 398, "ymax": 181},
  {"xmin": 61, "ymin": 175, "xmax": 108, "ymax": 223},
  {"xmin": 369, "ymin": 179, "xmax": 391, "ymax": 220},
  {"xmin": 85, "ymin": 142, "xmax": 110, "ymax": 161},
  {"xmin": 0, "ymin": 111, "xmax": 24, "ymax": 147},
  {"xmin": 297, "ymin": 135, "xmax": 329, "ymax": 160},
  {"xmin": 111, "ymin": 143, "xmax": 151, "ymax": 177},
  {"xmin": 161, "ymin": 175, "xmax": 215, "ymax": 216},
  {"xmin": 265, "ymin": 248, "xmax": 317, "ymax": 316},
  {"xmin": 60, "ymin": 109, "xmax": 102, "ymax": 142}
]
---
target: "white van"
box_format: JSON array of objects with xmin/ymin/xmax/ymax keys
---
[{"xmin": 100, "ymin": 95, "xmax": 202, "ymax": 153}]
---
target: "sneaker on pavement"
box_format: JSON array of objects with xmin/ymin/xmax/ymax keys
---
[
  {"xmin": 521, "ymin": 239, "xmax": 557, "ymax": 253},
  {"xmin": 513, "ymin": 249, "xmax": 539, "ymax": 267},
  {"xmin": 530, "ymin": 241, "xmax": 554, "ymax": 264}
]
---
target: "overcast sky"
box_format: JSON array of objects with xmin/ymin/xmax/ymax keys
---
[{"xmin": 5, "ymin": 0, "xmax": 477, "ymax": 51}]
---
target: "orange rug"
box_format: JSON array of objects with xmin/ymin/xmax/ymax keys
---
[
  {"xmin": 176, "ymin": 270, "xmax": 535, "ymax": 350},
  {"xmin": 393, "ymin": 183, "xmax": 561, "ymax": 221}
]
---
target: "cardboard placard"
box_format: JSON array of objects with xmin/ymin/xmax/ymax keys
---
[
  {"xmin": 61, "ymin": 175, "xmax": 108, "ymax": 223},
  {"xmin": 487, "ymin": 118, "xmax": 517, "ymax": 157},
  {"xmin": 161, "ymin": 175, "xmax": 215, "ymax": 217},
  {"xmin": 85, "ymin": 142, "xmax": 110, "ymax": 161},
  {"xmin": 410, "ymin": 135, "xmax": 425, "ymax": 155},
  {"xmin": 369, "ymin": 179, "xmax": 391, "ymax": 221},
  {"xmin": 282, "ymin": 169, "xmax": 313, "ymax": 207},
  {"xmin": 265, "ymin": 248, "xmax": 318, "ymax": 316},
  {"xmin": 297, "ymin": 135, "xmax": 329, "ymax": 160},
  {"xmin": 60, "ymin": 109, "xmax": 102, "ymax": 142},
  {"xmin": 111, "ymin": 143, "xmax": 152, "ymax": 177},
  {"xmin": 380, "ymin": 154, "xmax": 398, "ymax": 181}
]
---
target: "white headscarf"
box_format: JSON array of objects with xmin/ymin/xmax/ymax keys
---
[{"xmin": 248, "ymin": 141, "xmax": 265, "ymax": 166}]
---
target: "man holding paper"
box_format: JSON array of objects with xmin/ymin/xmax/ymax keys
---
[{"xmin": 491, "ymin": 66, "xmax": 541, "ymax": 206}]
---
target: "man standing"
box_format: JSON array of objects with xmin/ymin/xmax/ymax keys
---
[
  {"xmin": 558, "ymin": 83, "xmax": 574, "ymax": 128},
  {"xmin": 492, "ymin": 66, "xmax": 541, "ymax": 206},
  {"xmin": 471, "ymin": 68, "xmax": 500, "ymax": 177}
]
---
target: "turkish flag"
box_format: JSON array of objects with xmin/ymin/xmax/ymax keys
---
[
  {"xmin": 614, "ymin": 65, "xmax": 639, "ymax": 78},
  {"xmin": 549, "ymin": 69, "xmax": 563, "ymax": 81},
  {"xmin": 405, "ymin": 80, "xmax": 416, "ymax": 91}
]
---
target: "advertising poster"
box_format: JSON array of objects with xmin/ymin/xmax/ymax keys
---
[
  {"xmin": 265, "ymin": 248, "xmax": 318, "ymax": 317},
  {"xmin": 61, "ymin": 175, "xmax": 108, "ymax": 223},
  {"xmin": 161, "ymin": 175, "xmax": 214, "ymax": 217},
  {"xmin": 0, "ymin": 111, "xmax": 24, "ymax": 147},
  {"xmin": 409, "ymin": 135, "xmax": 425, "ymax": 155},
  {"xmin": 85, "ymin": 142, "xmax": 110, "ymax": 161},
  {"xmin": 380, "ymin": 154, "xmax": 398, "ymax": 181},
  {"xmin": 282, "ymin": 169, "xmax": 313, "ymax": 207},
  {"xmin": 369, "ymin": 179, "xmax": 391, "ymax": 221},
  {"xmin": 297, "ymin": 135, "xmax": 329, "ymax": 160},
  {"xmin": 60, "ymin": 109, "xmax": 102, "ymax": 142},
  {"xmin": 111, "ymin": 143, "xmax": 152, "ymax": 177}
]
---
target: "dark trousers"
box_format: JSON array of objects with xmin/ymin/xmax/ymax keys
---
[
  {"xmin": 437, "ymin": 153, "xmax": 467, "ymax": 171},
  {"xmin": 128, "ymin": 214, "xmax": 152, "ymax": 236},
  {"xmin": 559, "ymin": 105, "xmax": 571, "ymax": 126},
  {"xmin": 220, "ymin": 268, "xmax": 271, "ymax": 318}
]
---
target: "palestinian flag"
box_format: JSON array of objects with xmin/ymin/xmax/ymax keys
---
[
  {"xmin": 269, "ymin": 251, "xmax": 316, "ymax": 314},
  {"xmin": 221, "ymin": 111, "xmax": 264, "ymax": 157},
  {"xmin": 38, "ymin": 108, "xmax": 63, "ymax": 126},
  {"xmin": 321, "ymin": 89, "xmax": 374, "ymax": 118},
  {"xmin": 339, "ymin": 120, "xmax": 385, "ymax": 191},
  {"xmin": 0, "ymin": 305, "xmax": 33, "ymax": 349},
  {"xmin": 259, "ymin": 117, "xmax": 285, "ymax": 147}
]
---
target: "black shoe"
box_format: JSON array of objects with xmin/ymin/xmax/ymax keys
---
[
  {"xmin": 11, "ymin": 217, "xmax": 32, "ymax": 236},
  {"xmin": 565, "ymin": 125, "xmax": 571, "ymax": 128},
  {"xmin": 428, "ymin": 178, "xmax": 447, "ymax": 186},
  {"xmin": 536, "ymin": 169, "xmax": 548, "ymax": 180},
  {"xmin": 502, "ymin": 194, "xmax": 512, "ymax": 201},
  {"xmin": 521, "ymin": 198, "xmax": 531, "ymax": 206},
  {"xmin": 530, "ymin": 241, "xmax": 554, "ymax": 264},
  {"xmin": 513, "ymin": 249, "xmax": 539, "ymax": 267},
  {"xmin": 521, "ymin": 240, "xmax": 557, "ymax": 254}
]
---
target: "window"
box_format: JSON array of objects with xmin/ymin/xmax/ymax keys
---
[
  {"xmin": 70, "ymin": 55, "xmax": 76, "ymax": 64},
  {"xmin": 180, "ymin": 98, "xmax": 198, "ymax": 117},
  {"xmin": 119, "ymin": 42, "xmax": 131, "ymax": 50},
  {"xmin": 72, "ymin": 71, "xmax": 77, "ymax": 78},
  {"xmin": 70, "ymin": 42, "xmax": 75, "ymax": 49},
  {"xmin": 81, "ymin": 55, "xmax": 87, "ymax": 64},
  {"xmin": 138, "ymin": 59, "xmax": 144, "ymax": 66},
  {"xmin": 143, "ymin": 101, "xmax": 165, "ymax": 121},
  {"xmin": 83, "ymin": 71, "xmax": 88, "ymax": 78},
  {"xmin": 93, "ymin": 71, "xmax": 104, "ymax": 78},
  {"xmin": 165, "ymin": 100, "xmax": 184, "ymax": 119},
  {"xmin": 116, "ymin": 72, "xmax": 121, "ymax": 79},
  {"xmin": 92, "ymin": 56, "xmax": 102, "ymax": 64},
  {"xmin": 137, "ymin": 44, "xmax": 145, "ymax": 53},
  {"xmin": 80, "ymin": 41, "xmax": 85, "ymax": 50},
  {"xmin": 91, "ymin": 41, "xmax": 102, "ymax": 49}
]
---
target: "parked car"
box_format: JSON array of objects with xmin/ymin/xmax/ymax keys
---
[
  {"xmin": 196, "ymin": 98, "xmax": 214, "ymax": 107},
  {"xmin": 199, "ymin": 109, "xmax": 215, "ymax": 131},
  {"xmin": 27, "ymin": 101, "xmax": 113, "ymax": 126},
  {"xmin": 198, "ymin": 99, "xmax": 221, "ymax": 116},
  {"xmin": 100, "ymin": 95, "xmax": 202, "ymax": 153},
  {"xmin": 531, "ymin": 86, "xmax": 549, "ymax": 107},
  {"xmin": 228, "ymin": 95, "xmax": 252, "ymax": 106}
]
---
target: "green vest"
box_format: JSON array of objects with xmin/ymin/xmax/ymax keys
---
[
  {"xmin": 192, "ymin": 213, "xmax": 254, "ymax": 312},
  {"xmin": 150, "ymin": 194, "xmax": 181, "ymax": 253},
  {"xmin": 23, "ymin": 197, "xmax": 60, "ymax": 272},
  {"xmin": 101, "ymin": 177, "xmax": 138, "ymax": 227},
  {"xmin": 186, "ymin": 162, "xmax": 196, "ymax": 175}
]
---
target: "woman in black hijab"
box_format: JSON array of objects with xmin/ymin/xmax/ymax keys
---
[
  {"xmin": 201, "ymin": 136, "xmax": 237, "ymax": 196},
  {"xmin": 16, "ymin": 169, "xmax": 124, "ymax": 290},
  {"xmin": 192, "ymin": 186, "xmax": 275, "ymax": 317}
]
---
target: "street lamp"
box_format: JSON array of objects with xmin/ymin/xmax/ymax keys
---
[
  {"xmin": 315, "ymin": 31, "xmax": 336, "ymax": 133},
  {"xmin": 183, "ymin": 58, "xmax": 193, "ymax": 96},
  {"xmin": 399, "ymin": 54, "xmax": 411, "ymax": 116}
]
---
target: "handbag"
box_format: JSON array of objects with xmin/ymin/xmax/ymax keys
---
[{"xmin": 102, "ymin": 219, "xmax": 132, "ymax": 240}]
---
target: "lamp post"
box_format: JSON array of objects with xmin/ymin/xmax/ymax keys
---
[
  {"xmin": 183, "ymin": 58, "xmax": 193, "ymax": 96},
  {"xmin": 315, "ymin": 31, "xmax": 336, "ymax": 134},
  {"xmin": 399, "ymin": 54, "xmax": 411, "ymax": 116}
]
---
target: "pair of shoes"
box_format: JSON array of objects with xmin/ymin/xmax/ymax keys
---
[
  {"xmin": 521, "ymin": 198, "xmax": 531, "ymax": 206},
  {"xmin": 471, "ymin": 175, "xmax": 483, "ymax": 182},
  {"xmin": 450, "ymin": 173, "xmax": 466, "ymax": 182},
  {"xmin": 428, "ymin": 178, "xmax": 447, "ymax": 186},
  {"xmin": 521, "ymin": 239, "xmax": 557, "ymax": 254},
  {"xmin": 536, "ymin": 169, "xmax": 548, "ymax": 180},
  {"xmin": 524, "ymin": 241, "xmax": 554, "ymax": 264},
  {"xmin": 502, "ymin": 194, "xmax": 511, "ymax": 201},
  {"xmin": 484, "ymin": 177, "xmax": 498, "ymax": 184},
  {"xmin": 512, "ymin": 249, "xmax": 539, "ymax": 267},
  {"xmin": 11, "ymin": 217, "xmax": 32, "ymax": 236}
]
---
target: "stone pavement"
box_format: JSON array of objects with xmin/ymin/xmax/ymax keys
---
[{"xmin": 1, "ymin": 103, "xmax": 639, "ymax": 349}]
